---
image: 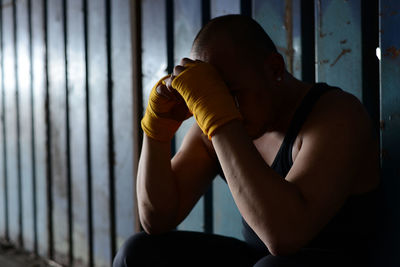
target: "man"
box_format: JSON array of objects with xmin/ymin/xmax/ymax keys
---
[{"xmin": 114, "ymin": 15, "xmax": 380, "ymax": 267}]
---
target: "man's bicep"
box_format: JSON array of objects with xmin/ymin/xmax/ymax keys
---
[{"xmin": 285, "ymin": 113, "xmax": 365, "ymax": 229}]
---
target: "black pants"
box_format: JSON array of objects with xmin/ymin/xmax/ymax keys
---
[{"xmin": 113, "ymin": 231, "xmax": 366, "ymax": 267}]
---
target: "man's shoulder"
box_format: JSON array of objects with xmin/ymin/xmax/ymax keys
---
[{"xmin": 302, "ymin": 87, "xmax": 374, "ymax": 141}]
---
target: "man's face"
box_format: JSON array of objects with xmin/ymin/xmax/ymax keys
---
[{"xmin": 191, "ymin": 39, "xmax": 279, "ymax": 139}]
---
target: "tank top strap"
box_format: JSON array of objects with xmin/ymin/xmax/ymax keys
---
[{"xmin": 271, "ymin": 83, "xmax": 339, "ymax": 177}]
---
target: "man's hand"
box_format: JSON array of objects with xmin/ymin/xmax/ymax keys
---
[
  {"xmin": 171, "ymin": 58, "xmax": 242, "ymax": 139},
  {"xmin": 141, "ymin": 75, "xmax": 191, "ymax": 141}
]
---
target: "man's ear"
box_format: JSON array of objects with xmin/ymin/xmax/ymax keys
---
[{"xmin": 263, "ymin": 52, "xmax": 285, "ymax": 82}]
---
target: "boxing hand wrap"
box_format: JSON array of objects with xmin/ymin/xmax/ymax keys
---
[
  {"xmin": 141, "ymin": 75, "xmax": 183, "ymax": 142},
  {"xmin": 172, "ymin": 62, "xmax": 242, "ymax": 139}
]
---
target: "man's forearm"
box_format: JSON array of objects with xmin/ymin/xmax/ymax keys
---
[
  {"xmin": 212, "ymin": 120, "xmax": 309, "ymax": 255},
  {"xmin": 137, "ymin": 135, "xmax": 180, "ymax": 234}
]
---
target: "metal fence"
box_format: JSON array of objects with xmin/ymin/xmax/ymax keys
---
[{"xmin": 0, "ymin": 0, "xmax": 399, "ymax": 266}]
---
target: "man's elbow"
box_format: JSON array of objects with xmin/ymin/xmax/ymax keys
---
[
  {"xmin": 138, "ymin": 207, "xmax": 176, "ymax": 235},
  {"xmin": 140, "ymin": 220, "xmax": 164, "ymax": 235},
  {"xmin": 139, "ymin": 214, "xmax": 169, "ymax": 235},
  {"xmin": 267, "ymin": 241, "xmax": 302, "ymax": 257},
  {"xmin": 263, "ymin": 231, "xmax": 307, "ymax": 257}
]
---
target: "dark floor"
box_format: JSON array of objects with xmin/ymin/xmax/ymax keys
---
[{"xmin": 0, "ymin": 241, "xmax": 58, "ymax": 267}]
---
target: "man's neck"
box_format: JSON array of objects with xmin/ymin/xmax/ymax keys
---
[{"xmin": 268, "ymin": 73, "xmax": 313, "ymax": 134}]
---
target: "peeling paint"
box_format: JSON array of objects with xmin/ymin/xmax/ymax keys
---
[
  {"xmin": 384, "ymin": 46, "xmax": 400, "ymax": 59},
  {"xmin": 379, "ymin": 10, "xmax": 399, "ymax": 18},
  {"xmin": 320, "ymin": 59, "xmax": 330, "ymax": 65},
  {"xmin": 380, "ymin": 120, "xmax": 385, "ymax": 130},
  {"xmin": 388, "ymin": 113, "xmax": 400, "ymax": 121},
  {"xmin": 317, "ymin": 0, "xmax": 327, "ymax": 38},
  {"xmin": 330, "ymin": 49, "xmax": 352, "ymax": 67}
]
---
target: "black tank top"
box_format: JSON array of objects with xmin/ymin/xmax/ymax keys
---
[{"xmin": 219, "ymin": 83, "xmax": 378, "ymax": 253}]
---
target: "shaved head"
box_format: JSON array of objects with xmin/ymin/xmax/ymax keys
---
[{"xmin": 191, "ymin": 15, "xmax": 278, "ymax": 64}]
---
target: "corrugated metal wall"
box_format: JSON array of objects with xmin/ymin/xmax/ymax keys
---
[
  {"xmin": 0, "ymin": 0, "xmax": 137, "ymax": 266},
  {"xmin": 0, "ymin": 0, "xmax": 399, "ymax": 266}
]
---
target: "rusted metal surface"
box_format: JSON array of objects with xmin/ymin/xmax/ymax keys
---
[
  {"xmin": 379, "ymin": 0, "xmax": 400, "ymax": 265},
  {"xmin": 46, "ymin": 0, "xmax": 69, "ymax": 264},
  {"xmin": 16, "ymin": 0, "xmax": 35, "ymax": 252},
  {"xmin": 253, "ymin": 0, "xmax": 302, "ymax": 79},
  {"xmin": 112, "ymin": 0, "xmax": 136, "ymax": 251},
  {"xmin": 315, "ymin": 0, "xmax": 362, "ymax": 99},
  {"xmin": 0, "ymin": 0, "xmax": 5, "ymax": 242}
]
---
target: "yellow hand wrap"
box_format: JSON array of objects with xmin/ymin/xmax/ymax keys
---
[
  {"xmin": 172, "ymin": 62, "xmax": 242, "ymax": 139},
  {"xmin": 141, "ymin": 76, "xmax": 183, "ymax": 141}
]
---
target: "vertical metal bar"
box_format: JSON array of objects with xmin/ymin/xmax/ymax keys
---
[
  {"xmin": 66, "ymin": 0, "xmax": 91, "ymax": 266},
  {"xmin": 112, "ymin": 0, "xmax": 136, "ymax": 249},
  {"xmin": 201, "ymin": 0, "xmax": 213, "ymax": 235},
  {"xmin": 240, "ymin": 0, "xmax": 252, "ymax": 16},
  {"xmin": 82, "ymin": 0, "xmax": 94, "ymax": 265},
  {"xmin": 202, "ymin": 0, "xmax": 210, "ymax": 25},
  {"xmin": 166, "ymin": 0, "xmax": 174, "ymax": 75},
  {"xmin": 31, "ymin": 0, "xmax": 49, "ymax": 258},
  {"xmin": 27, "ymin": 0, "xmax": 39, "ymax": 255},
  {"xmin": 131, "ymin": 0, "xmax": 143, "ymax": 234},
  {"xmin": 43, "ymin": 0, "xmax": 54, "ymax": 259},
  {"xmin": 47, "ymin": 0, "xmax": 70, "ymax": 263},
  {"xmin": 0, "ymin": 0, "xmax": 3, "ymax": 240},
  {"xmin": 12, "ymin": 0, "xmax": 24, "ymax": 248},
  {"xmin": 166, "ymin": 0, "xmax": 176, "ymax": 163},
  {"xmin": 300, "ymin": 0, "xmax": 315, "ymax": 83},
  {"xmin": 62, "ymin": 0, "xmax": 73, "ymax": 264},
  {"xmin": 16, "ymin": 0, "xmax": 35, "ymax": 251},
  {"xmin": 0, "ymin": 0, "xmax": 10, "ymax": 242},
  {"xmin": 3, "ymin": 0, "xmax": 19, "ymax": 246},
  {"xmin": 105, "ymin": 0, "xmax": 117, "ymax": 261},
  {"xmin": 361, "ymin": 0, "xmax": 380, "ymax": 135},
  {"xmin": 67, "ymin": 0, "xmax": 90, "ymax": 265}
]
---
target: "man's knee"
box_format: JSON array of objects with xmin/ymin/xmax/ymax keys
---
[{"xmin": 113, "ymin": 232, "xmax": 152, "ymax": 267}]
